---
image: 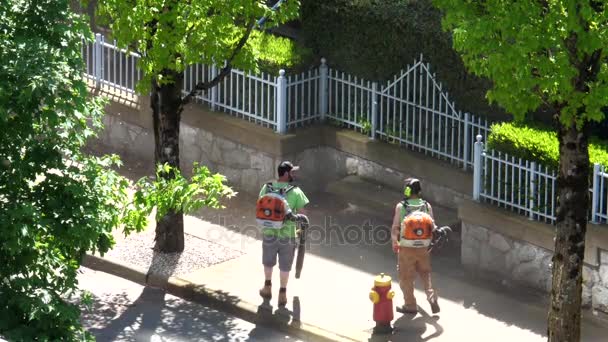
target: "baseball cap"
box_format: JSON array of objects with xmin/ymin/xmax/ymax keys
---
[{"xmin": 278, "ymin": 161, "xmax": 299, "ymax": 175}]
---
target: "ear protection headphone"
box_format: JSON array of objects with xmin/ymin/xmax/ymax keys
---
[{"xmin": 404, "ymin": 178, "xmax": 420, "ymax": 197}]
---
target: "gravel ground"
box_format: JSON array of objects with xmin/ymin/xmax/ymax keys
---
[
  {"xmin": 105, "ymin": 228, "xmax": 244, "ymax": 277},
  {"xmin": 85, "ymin": 143, "xmax": 245, "ymax": 278}
]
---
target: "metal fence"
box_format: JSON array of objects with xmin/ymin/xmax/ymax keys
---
[
  {"xmin": 473, "ymin": 136, "xmax": 608, "ymax": 225},
  {"xmin": 592, "ymin": 164, "xmax": 608, "ymax": 224},
  {"xmin": 326, "ymin": 57, "xmax": 492, "ymax": 170},
  {"xmin": 81, "ymin": 34, "xmax": 141, "ymax": 97},
  {"xmin": 286, "ymin": 68, "xmax": 321, "ymax": 128},
  {"xmin": 82, "ymin": 34, "xmax": 495, "ymax": 169}
]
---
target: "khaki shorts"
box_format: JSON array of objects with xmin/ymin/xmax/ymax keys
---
[{"xmin": 262, "ymin": 235, "xmax": 296, "ymax": 272}]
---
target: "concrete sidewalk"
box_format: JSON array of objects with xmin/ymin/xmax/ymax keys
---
[{"xmin": 85, "ymin": 189, "xmax": 608, "ymax": 342}]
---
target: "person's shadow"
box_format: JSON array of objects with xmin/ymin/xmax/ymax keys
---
[
  {"xmin": 249, "ymin": 295, "xmax": 302, "ymax": 340},
  {"xmin": 368, "ymin": 306, "xmax": 444, "ymax": 342}
]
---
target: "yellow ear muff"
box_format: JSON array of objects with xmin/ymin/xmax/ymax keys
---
[{"xmin": 404, "ymin": 186, "xmax": 411, "ymax": 197}]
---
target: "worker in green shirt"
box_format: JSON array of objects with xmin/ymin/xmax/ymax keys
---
[{"xmin": 257, "ymin": 161, "xmax": 309, "ymax": 307}]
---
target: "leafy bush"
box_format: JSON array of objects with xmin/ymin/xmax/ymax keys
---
[
  {"xmin": 251, "ymin": 32, "xmax": 314, "ymax": 74},
  {"xmin": 131, "ymin": 163, "xmax": 235, "ymax": 226},
  {"xmin": 487, "ymin": 122, "xmax": 608, "ymax": 169}
]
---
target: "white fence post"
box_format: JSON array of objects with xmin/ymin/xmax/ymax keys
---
[
  {"xmin": 529, "ymin": 162, "xmax": 537, "ymax": 220},
  {"xmin": 94, "ymin": 33, "xmax": 102, "ymax": 89},
  {"xmin": 463, "ymin": 112, "xmax": 470, "ymax": 170},
  {"xmin": 210, "ymin": 64, "xmax": 218, "ymax": 110},
  {"xmin": 591, "ymin": 163, "xmax": 601, "ymax": 224},
  {"xmin": 276, "ymin": 69, "xmax": 287, "ymax": 134},
  {"xmin": 370, "ymin": 82, "xmax": 378, "ymax": 140},
  {"xmin": 319, "ymin": 58, "xmax": 328, "ymax": 122},
  {"xmin": 473, "ymin": 135, "xmax": 483, "ymax": 201}
]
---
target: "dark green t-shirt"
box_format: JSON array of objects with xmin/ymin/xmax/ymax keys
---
[{"xmin": 258, "ymin": 182, "xmax": 309, "ymax": 238}]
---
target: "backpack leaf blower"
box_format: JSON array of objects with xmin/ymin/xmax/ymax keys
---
[
  {"xmin": 428, "ymin": 225, "xmax": 452, "ymax": 253},
  {"xmin": 292, "ymin": 214, "xmax": 309, "ymax": 279}
]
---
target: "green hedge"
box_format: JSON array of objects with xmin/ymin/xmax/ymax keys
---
[
  {"xmin": 487, "ymin": 122, "xmax": 608, "ymax": 169},
  {"xmin": 300, "ymin": 0, "xmax": 508, "ymax": 121}
]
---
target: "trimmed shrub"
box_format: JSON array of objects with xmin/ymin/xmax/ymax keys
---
[{"xmin": 487, "ymin": 122, "xmax": 608, "ymax": 169}]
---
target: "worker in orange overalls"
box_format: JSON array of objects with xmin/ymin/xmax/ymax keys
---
[{"xmin": 391, "ymin": 178, "xmax": 440, "ymax": 314}]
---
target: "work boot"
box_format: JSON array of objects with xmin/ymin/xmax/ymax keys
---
[
  {"xmin": 259, "ymin": 283, "xmax": 272, "ymax": 299},
  {"xmin": 426, "ymin": 289, "xmax": 440, "ymax": 314},
  {"xmin": 396, "ymin": 304, "xmax": 418, "ymax": 314},
  {"xmin": 278, "ymin": 287, "xmax": 287, "ymax": 307}
]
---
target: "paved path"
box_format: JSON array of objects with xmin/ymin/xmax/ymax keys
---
[
  {"xmin": 84, "ymin": 146, "xmax": 608, "ymax": 341},
  {"xmin": 185, "ymin": 191, "xmax": 608, "ymax": 341}
]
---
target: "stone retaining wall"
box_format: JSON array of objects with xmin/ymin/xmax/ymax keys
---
[
  {"xmin": 459, "ymin": 199, "xmax": 608, "ymax": 314},
  {"xmin": 96, "ymin": 95, "xmax": 472, "ymax": 209}
]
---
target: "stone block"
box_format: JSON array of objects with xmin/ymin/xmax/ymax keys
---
[
  {"xmin": 600, "ymin": 249, "xmax": 608, "ymax": 266},
  {"xmin": 357, "ymin": 159, "xmax": 378, "ymax": 179},
  {"xmin": 220, "ymin": 138, "xmax": 236, "ymax": 151},
  {"xmin": 505, "ymin": 249, "xmax": 520, "ymax": 272},
  {"xmin": 480, "ymin": 243, "xmax": 507, "ymax": 274},
  {"xmin": 222, "ymin": 148, "xmax": 252, "ymax": 169},
  {"xmin": 582, "ymin": 283, "xmax": 593, "ymax": 308},
  {"xmin": 461, "ymin": 243, "xmax": 479, "ymax": 267},
  {"xmin": 130, "ymin": 131, "xmax": 154, "ymax": 162},
  {"xmin": 599, "ymin": 264, "xmax": 608, "ymax": 287},
  {"xmin": 467, "ymin": 224, "xmax": 488, "ymax": 242},
  {"xmin": 197, "ymin": 129, "xmax": 214, "ymax": 147},
  {"xmin": 592, "ymin": 285, "xmax": 608, "ymax": 313},
  {"xmin": 127, "ymin": 125, "xmax": 144, "ymax": 143},
  {"xmin": 294, "ymin": 148, "xmax": 321, "ymax": 179},
  {"xmin": 583, "ymin": 265, "xmax": 599, "ymax": 287},
  {"xmin": 216, "ymin": 165, "xmax": 241, "ymax": 186},
  {"xmin": 512, "ymin": 261, "xmax": 540, "ymax": 287},
  {"xmin": 181, "ymin": 144, "xmax": 202, "ymax": 168},
  {"xmin": 539, "ymin": 254, "xmax": 553, "ymax": 292},
  {"xmin": 210, "ymin": 140, "xmax": 222, "ymax": 162},
  {"xmin": 240, "ymin": 169, "xmax": 261, "ymax": 194},
  {"xmin": 517, "ymin": 244, "xmax": 539, "ymax": 263},
  {"xmin": 461, "ymin": 223, "xmax": 469, "ymax": 240},
  {"xmin": 180, "ymin": 123, "xmax": 197, "ymax": 147},
  {"xmin": 489, "ymin": 232, "xmax": 511, "ymax": 253},
  {"xmin": 107, "ymin": 119, "xmax": 129, "ymax": 147},
  {"xmin": 251, "ymin": 153, "xmax": 275, "ymax": 182},
  {"xmin": 346, "ymin": 156, "xmax": 358, "ymax": 175}
]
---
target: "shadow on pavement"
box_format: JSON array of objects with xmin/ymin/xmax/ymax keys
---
[
  {"xmin": 367, "ymin": 307, "xmax": 443, "ymax": 342},
  {"xmin": 80, "ymin": 253, "xmax": 256, "ymax": 341},
  {"xmin": 252, "ymin": 295, "xmax": 303, "ymax": 337}
]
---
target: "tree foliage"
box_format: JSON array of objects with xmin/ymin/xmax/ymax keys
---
[
  {"xmin": 434, "ymin": 1, "xmax": 607, "ymax": 126},
  {"xmin": 0, "ymin": 0, "xmax": 144, "ymax": 339},
  {"xmin": 433, "ymin": 1, "xmax": 608, "ymax": 340},
  {"xmin": 0, "ymin": 0, "xmax": 235, "ymax": 339},
  {"xmin": 98, "ymin": 0, "xmax": 301, "ymax": 95},
  {"xmin": 97, "ymin": 0, "xmax": 300, "ymax": 253}
]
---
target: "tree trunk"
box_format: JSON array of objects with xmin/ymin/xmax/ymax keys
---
[
  {"xmin": 151, "ymin": 69, "xmax": 185, "ymax": 253},
  {"xmin": 547, "ymin": 120, "xmax": 590, "ymax": 342}
]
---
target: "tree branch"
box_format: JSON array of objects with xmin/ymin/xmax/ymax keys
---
[{"xmin": 181, "ymin": 21, "xmax": 255, "ymax": 106}]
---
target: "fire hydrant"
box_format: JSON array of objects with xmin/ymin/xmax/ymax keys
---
[{"xmin": 369, "ymin": 272, "xmax": 395, "ymax": 334}]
